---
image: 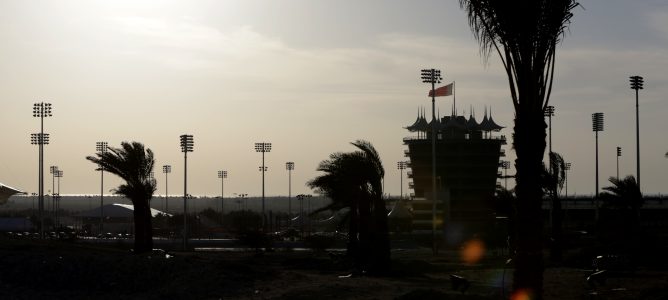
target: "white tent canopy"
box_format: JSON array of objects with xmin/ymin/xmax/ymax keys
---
[
  {"xmin": 0, "ymin": 182, "xmax": 24, "ymax": 205},
  {"xmin": 75, "ymin": 203, "xmax": 170, "ymax": 218}
]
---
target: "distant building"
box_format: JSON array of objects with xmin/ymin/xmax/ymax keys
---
[{"xmin": 404, "ymin": 107, "xmax": 506, "ymax": 245}]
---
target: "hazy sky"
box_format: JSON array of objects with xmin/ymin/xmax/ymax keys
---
[{"xmin": 1, "ymin": 0, "xmax": 667, "ymax": 199}]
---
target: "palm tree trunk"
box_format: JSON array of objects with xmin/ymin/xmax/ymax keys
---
[
  {"xmin": 371, "ymin": 195, "xmax": 391, "ymax": 273},
  {"xmin": 513, "ymin": 109, "xmax": 547, "ymax": 298},
  {"xmin": 132, "ymin": 199, "xmax": 154, "ymax": 253},
  {"xmin": 358, "ymin": 194, "xmax": 372, "ymax": 271},
  {"xmin": 550, "ymin": 192, "xmax": 563, "ymax": 262},
  {"xmin": 347, "ymin": 199, "xmax": 359, "ymax": 264}
]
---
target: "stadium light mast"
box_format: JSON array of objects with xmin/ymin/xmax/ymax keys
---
[
  {"xmin": 218, "ymin": 170, "xmax": 227, "ymax": 222},
  {"xmin": 397, "ymin": 161, "xmax": 408, "ymax": 200},
  {"xmin": 592, "ymin": 112, "xmax": 604, "ymax": 222},
  {"xmin": 54, "ymin": 170, "xmax": 63, "ymax": 228},
  {"xmin": 501, "ymin": 161, "xmax": 511, "ymax": 190},
  {"xmin": 564, "ymin": 162, "xmax": 572, "ymax": 198},
  {"xmin": 616, "ymin": 147, "xmax": 622, "ymax": 179},
  {"xmin": 96, "ymin": 141, "xmax": 108, "ymax": 234},
  {"xmin": 255, "ymin": 142, "xmax": 271, "ymax": 231},
  {"xmin": 630, "ymin": 75, "xmax": 644, "ymax": 189},
  {"xmin": 163, "ymin": 165, "xmax": 171, "ymax": 212},
  {"xmin": 421, "ymin": 68, "xmax": 442, "ymax": 255},
  {"xmin": 32, "ymin": 102, "xmax": 52, "ymax": 238},
  {"xmin": 49, "ymin": 165, "xmax": 58, "ymax": 218},
  {"xmin": 286, "ymin": 162, "xmax": 294, "ymax": 219},
  {"xmin": 544, "ymin": 105, "xmax": 555, "ymax": 177},
  {"xmin": 180, "ymin": 134, "xmax": 194, "ymax": 250}
]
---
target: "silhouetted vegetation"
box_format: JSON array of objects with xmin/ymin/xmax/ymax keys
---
[
  {"xmin": 459, "ymin": 0, "xmax": 580, "ymax": 297},
  {"xmin": 86, "ymin": 141, "xmax": 157, "ymax": 253},
  {"xmin": 599, "ymin": 175, "xmax": 643, "ymax": 248},
  {"xmin": 542, "ymin": 152, "xmax": 566, "ymax": 262},
  {"xmin": 308, "ymin": 140, "xmax": 391, "ymax": 274}
]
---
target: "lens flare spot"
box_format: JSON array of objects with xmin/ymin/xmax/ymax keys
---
[
  {"xmin": 461, "ymin": 238, "xmax": 485, "ymax": 264},
  {"xmin": 511, "ymin": 288, "xmax": 533, "ymax": 300}
]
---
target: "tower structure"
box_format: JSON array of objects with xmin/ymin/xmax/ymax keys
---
[{"xmin": 403, "ymin": 104, "xmax": 506, "ymax": 245}]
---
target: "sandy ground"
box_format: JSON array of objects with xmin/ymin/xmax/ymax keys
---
[{"xmin": 0, "ymin": 240, "xmax": 667, "ymax": 300}]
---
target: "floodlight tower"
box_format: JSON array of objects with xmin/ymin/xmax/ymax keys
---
[
  {"xmin": 96, "ymin": 141, "xmax": 108, "ymax": 234},
  {"xmin": 592, "ymin": 112, "xmax": 604, "ymax": 221},
  {"xmin": 501, "ymin": 160, "xmax": 511, "ymax": 190},
  {"xmin": 218, "ymin": 170, "xmax": 227, "ymax": 221},
  {"xmin": 616, "ymin": 147, "xmax": 622, "ymax": 179},
  {"xmin": 564, "ymin": 162, "xmax": 572, "ymax": 198},
  {"xmin": 255, "ymin": 142, "xmax": 271, "ymax": 230},
  {"xmin": 544, "ymin": 106, "xmax": 555, "ymax": 154},
  {"xmin": 32, "ymin": 102, "xmax": 52, "ymax": 238},
  {"xmin": 286, "ymin": 162, "xmax": 294, "ymax": 219},
  {"xmin": 544, "ymin": 105, "xmax": 555, "ymax": 176},
  {"xmin": 49, "ymin": 165, "xmax": 58, "ymax": 215},
  {"xmin": 397, "ymin": 161, "xmax": 408, "ymax": 200},
  {"xmin": 163, "ymin": 165, "xmax": 171, "ymax": 212},
  {"xmin": 54, "ymin": 170, "xmax": 63, "ymax": 228},
  {"xmin": 180, "ymin": 134, "xmax": 194, "ymax": 250},
  {"xmin": 421, "ymin": 68, "xmax": 442, "ymax": 255},
  {"xmin": 630, "ymin": 75, "xmax": 644, "ymax": 189}
]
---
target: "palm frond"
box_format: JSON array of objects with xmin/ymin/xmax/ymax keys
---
[
  {"xmin": 459, "ymin": 0, "xmax": 580, "ymax": 109},
  {"xmin": 86, "ymin": 141, "xmax": 157, "ymax": 202}
]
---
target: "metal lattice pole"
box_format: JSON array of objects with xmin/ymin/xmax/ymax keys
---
[
  {"xmin": 286, "ymin": 162, "xmax": 294, "ymax": 222},
  {"xmin": 592, "ymin": 112, "xmax": 604, "ymax": 222},
  {"xmin": 421, "ymin": 68, "xmax": 442, "ymax": 255},
  {"xmin": 32, "ymin": 102, "xmax": 52, "ymax": 238},
  {"xmin": 218, "ymin": 170, "xmax": 227, "ymax": 223},
  {"xmin": 96, "ymin": 142, "xmax": 108, "ymax": 234},
  {"xmin": 255, "ymin": 142, "xmax": 272, "ymax": 231},
  {"xmin": 163, "ymin": 165, "xmax": 171, "ymax": 212},
  {"xmin": 180, "ymin": 134, "xmax": 194, "ymax": 250},
  {"xmin": 630, "ymin": 75, "xmax": 644, "ymax": 189}
]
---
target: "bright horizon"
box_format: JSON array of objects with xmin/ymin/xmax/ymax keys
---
[{"xmin": 2, "ymin": 0, "xmax": 668, "ymax": 198}]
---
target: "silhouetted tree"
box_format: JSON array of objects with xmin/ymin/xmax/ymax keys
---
[
  {"xmin": 459, "ymin": 1, "xmax": 579, "ymax": 297},
  {"xmin": 86, "ymin": 141, "xmax": 157, "ymax": 253},
  {"xmin": 308, "ymin": 140, "xmax": 390, "ymax": 273},
  {"xmin": 541, "ymin": 152, "xmax": 566, "ymax": 262},
  {"xmin": 600, "ymin": 175, "xmax": 643, "ymax": 226}
]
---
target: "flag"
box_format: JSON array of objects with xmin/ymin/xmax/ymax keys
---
[{"xmin": 428, "ymin": 83, "xmax": 453, "ymax": 97}]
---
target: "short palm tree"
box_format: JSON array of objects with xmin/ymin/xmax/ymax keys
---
[
  {"xmin": 308, "ymin": 140, "xmax": 390, "ymax": 273},
  {"xmin": 459, "ymin": 0, "xmax": 579, "ymax": 297},
  {"xmin": 86, "ymin": 141, "xmax": 157, "ymax": 253},
  {"xmin": 541, "ymin": 152, "xmax": 566, "ymax": 261},
  {"xmin": 601, "ymin": 175, "xmax": 643, "ymax": 219}
]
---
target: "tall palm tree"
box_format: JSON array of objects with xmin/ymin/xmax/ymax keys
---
[
  {"xmin": 459, "ymin": 0, "xmax": 579, "ymax": 297},
  {"xmin": 86, "ymin": 141, "xmax": 157, "ymax": 253},
  {"xmin": 308, "ymin": 140, "xmax": 390, "ymax": 273}
]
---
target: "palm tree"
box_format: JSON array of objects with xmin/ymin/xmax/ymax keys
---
[
  {"xmin": 459, "ymin": 0, "xmax": 579, "ymax": 297},
  {"xmin": 541, "ymin": 152, "xmax": 566, "ymax": 261},
  {"xmin": 86, "ymin": 141, "xmax": 157, "ymax": 253},
  {"xmin": 307, "ymin": 140, "xmax": 390, "ymax": 273},
  {"xmin": 600, "ymin": 175, "xmax": 643, "ymax": 222},
  {"xmin": 599, "ymin": 175, "xmax": 643, "ymax": 251}
]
